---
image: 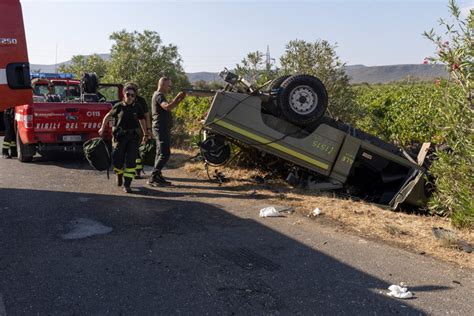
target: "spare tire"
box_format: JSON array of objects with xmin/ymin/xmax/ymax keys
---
[
  {"xmin": 277, "ymin": 75, "xmax": 328, "ymax": 126},
  {"xmin": 82, "ymin": 72, "xmax": 99, "ymax": 93},
  {"xmin": 263, "ymin": 75, "xmax": 291, "ymax": 116}
]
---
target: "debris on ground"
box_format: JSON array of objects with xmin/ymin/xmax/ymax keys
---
[
  {"xmin": 387, "ymin": 285, "xmax": 414, "ymax": 299},
  {"xmin": 309, "ymin": 208, "xmax": 322, "ymax": 217},
  {"xmin": 252, "ymin": 175, "xmax": 265, "ymax": 184},
  {"xmin": 432, "ymin": 227, "xmax": 473, "ymax": 253},
  {"xmin": 259, "ymin": 206, "xmax": 293, "ymax": 218}
]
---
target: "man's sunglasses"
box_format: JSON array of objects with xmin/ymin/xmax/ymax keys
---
[{"xmin": 126, "ymin": 93, "xmax": 136, "ymax": 98}]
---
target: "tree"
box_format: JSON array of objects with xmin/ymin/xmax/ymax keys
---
[
  {"xmin": 58, "ymin": 54, "xmax": 108, "ymax": 79},
  {"xmin": 280, "ymin": 40, "xmax": 358, "ymax": 123},
  {"xmin": 423, "ymin": 0, "xmax": 473, "ymax": 227},
  {"xmin": 235, "ymin": 51, "xmax": 278, "ymax": 86},
  {"xmin": 104, "ymin": 30, "xmax": 189, "ymax": 104}
]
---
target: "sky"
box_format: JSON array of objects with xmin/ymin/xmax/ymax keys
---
[{"xmin": 20, "ymin": 0, "xmax": 474, "ymax": 73}]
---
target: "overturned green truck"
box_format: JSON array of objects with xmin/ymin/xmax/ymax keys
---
[{"xmin": 195, "ymin": 69, "xmax": 430, "ymax": 209}]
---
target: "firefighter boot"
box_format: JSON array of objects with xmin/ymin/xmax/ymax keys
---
[
  {"xmin": 116, "ymin": 174, "xmax": 123, "ymax": 187},
  {"xmin": 123, "ymin": 177, "xmax": 132, "ymax": 193},
  {"xmin": 2, "ymin": 148, "xmax": 11, "ymax": 159}
]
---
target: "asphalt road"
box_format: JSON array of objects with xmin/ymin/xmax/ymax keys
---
[{"xmin": 0, "ymin": 141, "xmax": 472, "ymax": 315}]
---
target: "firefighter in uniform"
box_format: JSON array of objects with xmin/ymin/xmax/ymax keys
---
[
  {"xmin": 125, "ymin": 82, "xmax": 152, "ymax": 179},
  {"xmin": 2, "ymin": 107, "xmax": 17, "ymax": 159},
  {"xmin": 98, "ymin": 84, "xmax": 150, "ymax": 193}
]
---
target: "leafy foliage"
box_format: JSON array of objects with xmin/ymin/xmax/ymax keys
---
[
  {"xmin": 58, "ymin": 54, "xmax": 108, "ymax": 79},
  {"xmin": 235, "ymin": 51, "xmax": 277, "ymax": 86},
  {"xmin": 104, "ymin": 29, "xmax": 190, "ymax": 105},
  {"xmin": 421, "ymin": 0, "xmax": 473, "ymax": 227}
]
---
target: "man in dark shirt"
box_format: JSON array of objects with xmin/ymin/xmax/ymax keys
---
[
  {"xmin": 148, "ymin": 77, "xmax": 186, "ymax": 186},
  {"xmin": 126, "ymin": 82, "xmax": 152, "ymax": 178},
  {"xmin": 99, "ymin": 84, "xmax": 150, "ymax": 193}
]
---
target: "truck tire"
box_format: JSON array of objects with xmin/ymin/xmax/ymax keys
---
[
  {"xmin": 277, "ymin": 75, "xmax": 328, "ymax": 126},
  {"xmin": 263, "ymin": 75, "xmax": 291, "ymax": 116},
  {"xmin": 82, "ymin": 73, "xmax": 98, "ymax": 93},
  {"xmin": 16, "ymin": 129, "xmax": 35, "ymax": 162},
  {"xmin": 200, "ymin": 135, "xmax": 231, "ymax": 165}
]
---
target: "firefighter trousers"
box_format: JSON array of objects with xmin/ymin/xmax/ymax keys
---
[
  {"xmin": 112, "ymin": 133, "xmax": 139, "ymax": 185},
  {"xmin": 2, "ymin": 111, "xmax": 16, "ymax": 157}
]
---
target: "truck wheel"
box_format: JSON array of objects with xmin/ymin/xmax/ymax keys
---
[
  {"xmin": 16, "ymin": 129, "xmax": 35, "ymax": 162},
  {"xmin": 200, "ymin": 135, "xmax": 231, "ymax": 165},
  {"xmin": 277, "ymin": 75, "xmax": 328, "ymax": 126},
  {"xmin": 263, "ymin": 75, "xmax": 291, "ymax": 116}
]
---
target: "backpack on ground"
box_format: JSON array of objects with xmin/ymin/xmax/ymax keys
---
[
  {"xmin": 139, "ymin": 139, "xmax": 156, "ymax": 166},
  {"xmin": 83, "ymin": 137, "xmax": 111, "ymax": 171}
]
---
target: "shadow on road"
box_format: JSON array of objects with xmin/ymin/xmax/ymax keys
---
[{"xmin": 0, "ymin": 188, "xmax": 450, "ymax": 314}]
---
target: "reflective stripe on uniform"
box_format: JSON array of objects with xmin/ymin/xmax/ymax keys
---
[
  {"xmin": 124, "ymin": 167, "xmax": 135, "ymax": 179},
  {"xmin": 2, "ymin": 141, "xmax": 10, "ymax": 149},
  {"xmin": 135, "ymin": 158, "xmax": 143, "ymax": 170},
  {"xmin": 10, "ymin": 142, "xmax": 16, "ymax": 148},
  {"xmin": 124, "ymin": 172, "xmax": 134, "ymax": 179},
  {"xmin": 114, "ymin": 167, "xmax": 124, "ymax": 175}
]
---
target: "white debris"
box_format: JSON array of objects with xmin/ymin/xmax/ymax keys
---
[
  {"xmin": 387, "ymin": 285, "xmax": 413, "ymax": 299},
  {"xmin": 61, "ymin": 218, "xmax": 112, "ymax": 240},
  {"xmin": 311, "ymin": 208, "xmax": 322, "ymax": 216},
  {"xmin": 259, "ymin": 206, "xmax": 294, "ymax": 218},
  {"xmin": 259, "ymin": 206, "xmax": 281, "ymax": 218}
]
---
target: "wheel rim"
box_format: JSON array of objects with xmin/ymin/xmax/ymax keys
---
[
  {"xmin": 288, "ymin": 85, "xmax": 318, "ymax": 115},
  {"xmin": 201, "ymin": 136, "xmax": 230, "ymax": 164}
]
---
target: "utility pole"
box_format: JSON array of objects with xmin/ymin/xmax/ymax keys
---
[{"xmin": 55, "ymin": 42, "xmax": 58, "ymax": 73}]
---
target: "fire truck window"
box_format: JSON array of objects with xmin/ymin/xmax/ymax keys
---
[{"xmin": 6, "ymin": 63, "xmax": 31, "ymax": 89}]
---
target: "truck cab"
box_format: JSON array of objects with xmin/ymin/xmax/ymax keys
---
[{"xmin": 14, "ymin": 73, "xmax": 122, "ymax": 162}]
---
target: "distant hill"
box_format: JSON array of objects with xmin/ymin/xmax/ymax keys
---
[
  {"xmin": 344, "ymin": 64, "xmax": 448, "ymax": 84},
  {"xmin": 30, "ymin": 54, "xmax": 110, "ymax": 73},
  {"xmin": 30, "ymin": 55, "xmax": 448, "ymax": 84}
]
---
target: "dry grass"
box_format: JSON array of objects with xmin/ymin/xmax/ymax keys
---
[{"xmin": 177, "ymin": 149, "xmax": 473, "ymax": 269}]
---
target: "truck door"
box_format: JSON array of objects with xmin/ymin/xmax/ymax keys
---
[{"xmin": 0, "ymin": 0, "xmax": 32, "ymax": 111}]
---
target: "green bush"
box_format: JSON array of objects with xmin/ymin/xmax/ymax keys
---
[{"xmin": 172, "ymin": 96, "xmax": 211, "ymax": 147}]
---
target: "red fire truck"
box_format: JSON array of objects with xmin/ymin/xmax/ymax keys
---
[{"xmin": 1, "ymin": 0, "xmax": 119, "ymax": 162}]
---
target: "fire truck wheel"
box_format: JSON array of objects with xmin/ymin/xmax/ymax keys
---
[
  {"xmin": 16, "ymin": 129, "xmax": 35, "ymax": 162},
  {"xmin": 277, "ymin": 75, "xmax": 328, "ymax": 126}
]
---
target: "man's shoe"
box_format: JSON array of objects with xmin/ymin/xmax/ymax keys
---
[
  {"xmin": 123, "ymin": 186, "xmax": 132, "ymax": 193},
  {"xmin": 116, "ymin": 174, "xmax": 123, "ymax": 187},
  {"xmin": 147, "ymin": 178, "xmax": 159, "ymax": 187},
  {"xmin": 147, "ymin": 176, "xmax": 171, "ymax": 187},
  {"xmin": 2, "ymin": 154, "xmax": 11, "ymax": 159},
  {"xmin": 157, "ymin": 175, "xmax": 172, "ymax": 186}
]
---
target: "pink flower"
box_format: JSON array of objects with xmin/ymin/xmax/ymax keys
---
[
  {"xmin": 451, "ymin": 64, "xmax": 459, "ymax": 70},
  {"xmin": 434, "ymin": 79, "xmax": 441, "ymax": 85},
  {"xmin": 423, "ymin": 58, "xmax": 429, "ymax": 64}
]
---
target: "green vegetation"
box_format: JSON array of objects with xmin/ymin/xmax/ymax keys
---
[{"xmin": 57, "ymin": 1, "xmax": 472, "ymax": 227}]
